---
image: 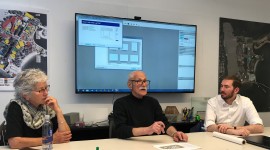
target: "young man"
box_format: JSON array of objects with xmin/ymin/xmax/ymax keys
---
[
  {"xmin": 205, "ymin": 75, "xmax": 264, "ymax": 136},
  {"xmin": 113, "ymin": 71, "xmax": 188, "ymax": 142}
]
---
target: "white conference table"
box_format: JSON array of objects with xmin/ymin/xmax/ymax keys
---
[{"xmin": 1, "ymin": 127, "xmax": 269, "ymax": 150}]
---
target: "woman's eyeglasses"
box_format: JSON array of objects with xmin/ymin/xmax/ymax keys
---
[{"xmin": 34, "ymin": 85, "xmax": 50, "ymax": 93}]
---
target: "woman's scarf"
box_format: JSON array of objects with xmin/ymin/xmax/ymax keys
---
[{"xmin": 3, "ymin": 99, "xmax": 55, "ymax": 129}]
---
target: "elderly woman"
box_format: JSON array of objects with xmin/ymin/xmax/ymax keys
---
[{"xmin": 3, "ymin": 69, "xmax": 72, "ymax": 149}]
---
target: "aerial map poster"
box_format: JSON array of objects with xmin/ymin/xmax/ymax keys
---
[
  {"xmin": 0, "ymin": 9, "xmax": 47, "ymax": 91},
  {"xmin": 219, "ymin": 18, "xmax": 270, "ymax": 112}
]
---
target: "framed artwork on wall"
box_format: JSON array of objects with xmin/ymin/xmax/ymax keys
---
[
  {"xmin": 219, "ymin": 17, "xmax": 270, "ymax": 112},
  {"xmin": 0, "ymin": 9, "xmax": 48, "ymax": 91}
]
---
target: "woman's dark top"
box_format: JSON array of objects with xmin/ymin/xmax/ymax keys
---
[{"xmin": 6, "ymin": 102, "xmax": 58, "ymax": 139}]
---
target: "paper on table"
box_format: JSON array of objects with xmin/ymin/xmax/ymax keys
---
[
  {"xmin": 153, "ymin": 143, "xmax": 201, "ymax": 150},
  {"xmin": 213, "ymin": 132, "xmax": 246, "ymax": 145}
]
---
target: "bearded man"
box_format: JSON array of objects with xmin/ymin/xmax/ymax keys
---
[{"xmin": 205, "ymin": 75, "xmax": 264, "ymax": 136}]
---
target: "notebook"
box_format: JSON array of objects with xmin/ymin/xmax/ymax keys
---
[{"xmin": 242, "ymin": 135, "xmax": 270, "ymax": 149}]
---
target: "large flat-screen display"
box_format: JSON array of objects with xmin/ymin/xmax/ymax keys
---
[{"xmin": 75, "ymin": 13, "xmax": 197, "ymax": 93}]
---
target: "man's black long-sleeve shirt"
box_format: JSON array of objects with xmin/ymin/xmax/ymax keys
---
[{"xmin": 113, "ymin": 94, "xmax": 170, "ymax": 139}]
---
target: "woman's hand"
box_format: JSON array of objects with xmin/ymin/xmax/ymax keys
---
[
  {"xmin": 53, "ymin": 130, "xmax": 72, "ymax": 143},
  {"xmin": 45, "ymin": 96, "xmax": 61, "ymax": 113}
]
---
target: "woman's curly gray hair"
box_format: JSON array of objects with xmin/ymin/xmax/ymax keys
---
[{"xmin": 13, "ymin": 68, "xmax": 48, "ymax": 99}]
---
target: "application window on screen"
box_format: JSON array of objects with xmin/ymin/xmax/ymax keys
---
[
  {"xmin": 78, "ymin": 19, "xmax": 123, "ymax": 48},
  {"xmin": 95, "ymin": 38, "xmax": 143, "ymax": 70}
]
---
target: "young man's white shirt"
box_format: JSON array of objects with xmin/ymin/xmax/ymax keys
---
[{"xmin": 205, "ymin": 94, "xmax": 263, "ymax": 128}]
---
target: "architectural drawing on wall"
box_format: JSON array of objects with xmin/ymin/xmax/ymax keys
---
[
  {"xmin": 219, "ymin": 17, "xmax": 270, "ymax": 112},
  {"xmin": 0, "ymin": 9, "xmax": 47, "ymax": 91}
]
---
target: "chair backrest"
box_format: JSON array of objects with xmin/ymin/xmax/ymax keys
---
[
  {"xmin": 108, "ymin": 113, "xmax": 116, "ymax": 138},
  {"xmin": 0, "ymin": 121, "xmax": 7, "ymax": 146}
]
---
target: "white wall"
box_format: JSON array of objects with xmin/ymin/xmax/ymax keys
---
[{"xmin": 0, "ymin": 0, "xmax": 269, "ymax": 125}]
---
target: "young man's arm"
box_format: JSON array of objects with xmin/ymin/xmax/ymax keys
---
[
  {"xmin": 205, "ymin": 99, "xmax": 219, "ymax": 132},
  {"xmin": 238, "ymin": 124, "xmax": 264, "ymax": 133}
]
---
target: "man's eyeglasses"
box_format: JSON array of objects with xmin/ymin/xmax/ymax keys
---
[
  {"xmin": 34, "ymin": 85, "xmax": 50, "ymax": 93},
  {"xmin": 130, "ymin": 80, "xmax": 150, "ymax": 85}
]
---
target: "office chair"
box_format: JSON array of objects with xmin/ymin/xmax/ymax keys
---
[
  {"xmin": 108, "ymin": 113, "xmax": 116, "ymax": 138},
  {"xmin": 0, "ymin": 121, "xmax": 7, "ymax": 146}
]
